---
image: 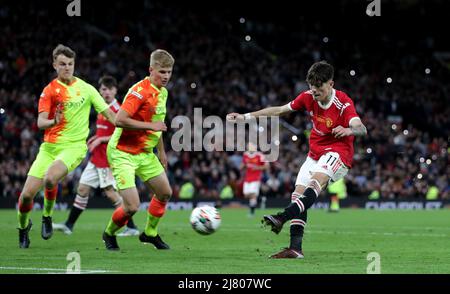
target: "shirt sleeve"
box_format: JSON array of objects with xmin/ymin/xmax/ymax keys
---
[
  {"xmin": 88, "ymin": 85, "xmax": 109, "ymax": 114},
  {"xmin": 342, "ymin": 100, "xmax": 360, "ymax": 127},
  {"xmin": 121, "ymin": 87, "xmax": 145, "ymax": 117},
  {"xmin": 38, "ymin": 86, "xmax": 53, "ymax": 113},
  {"xmin": 289, "ymin": 91, "xmax": 308, "ymax": 111}
]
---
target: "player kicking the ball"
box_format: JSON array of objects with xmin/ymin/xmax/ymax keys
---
[
  {"xmin": 227, "ymin": 61, "xmax": 367, "ymax": 258},
  {"xmin": 53, "ymin": 76, "xmax": 139, "ymax": 237},
  {"xmin": 102, "ymin": 49, "xmax": 174, "ymax": 251}
]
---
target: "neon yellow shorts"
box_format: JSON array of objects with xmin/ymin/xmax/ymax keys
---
[
  {"xmin": 107, "ymin": 146, "xmax": 164, "ymax": 190},
  {"xmin": 28, "ymin": 142, "xmax": 88, "ymax": 179}
]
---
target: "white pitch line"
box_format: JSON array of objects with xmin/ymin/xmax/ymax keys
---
[
  {"xmin": 215, "ymin": 227, "xmax": 448, "ymax": 238},
  {"xmin": 0, "ymin": 266, "xmax": 118, "ymax": 273}
]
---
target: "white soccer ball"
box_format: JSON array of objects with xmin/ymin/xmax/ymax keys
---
[{"xmin": 190, "ymin": 205, "xmax": 221, "ymax": 235}]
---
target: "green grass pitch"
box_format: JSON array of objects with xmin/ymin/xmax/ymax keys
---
[{"xmin": 0, "ymin": 208, "xmax": 449, "ymax": 274}]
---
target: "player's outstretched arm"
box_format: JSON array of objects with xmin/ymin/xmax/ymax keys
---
[
  {"xmin": 88, "ymin": 135, "xmax": 112, "ymax": 152},
  {"xmin": 115, "ymin": 108, "xmax": 167, "ymax": 131},
  {"xmin": 101, "ymin": 108, "xmax": 117, "ymax": 126},
  {"xmin": 226, "ymin": 103, "xmax": 292, "ymax": 122}
]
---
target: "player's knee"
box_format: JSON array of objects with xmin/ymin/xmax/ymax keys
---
[
  {"xmin": 311, "ymin": 174, "xmax": 329, "ymax": 189},
  {"xmin": 154, "ymin": 187, "xmax": 172, "ymax": 202},
  {"xmin": 161, "ymin": 188, "xmax": 173, "ymax": 202},
  {"xmin": 124, "ymin": 204, "xmax": 139, "ymax": 215},
  {"xmin": 20, "ymin": 190, "xmax": 35, "ymax": 201},
  {"xmin": 43, "ymin": 174, "xmax": 58, "ymax": 189},
  {"xmin": 77, "ymin": 186, "xmax": 90, "ymax": 197}
]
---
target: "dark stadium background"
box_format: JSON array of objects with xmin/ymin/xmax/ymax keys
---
[{"xmin": 0, "ymin": 0, "xmax": 449, "ymax": 209}]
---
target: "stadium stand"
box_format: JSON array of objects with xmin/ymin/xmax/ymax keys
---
[{"xmin": 0, "ymin": 0, "xmax": 448, "ymax": 202}]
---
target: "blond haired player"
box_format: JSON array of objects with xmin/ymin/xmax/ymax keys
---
[{"xmin": 102, "ymin": 49, "xmax": 174, "ymax": 250}]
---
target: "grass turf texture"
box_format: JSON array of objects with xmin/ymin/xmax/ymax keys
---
[{"xmin": 0, "ymin": 208, "xmax": 449, "ymax": 273}]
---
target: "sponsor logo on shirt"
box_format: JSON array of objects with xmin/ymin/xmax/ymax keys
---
[
  {"xmin": 61, "ymin": 97, "xmax": 86, "ymax": 109},
  {"xmin": 131, "ymin": 90, "xmax": 143, "ymax": 99}
]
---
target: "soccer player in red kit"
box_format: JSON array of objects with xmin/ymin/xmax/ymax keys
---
[
  {"xmin": 241, "ymin": 142, "xmax": 269, "ymax": 217},
  {"xmin": 227, "ymin": 61, "xmax": 367, "ymax": 258},
  {"xmin": 53, "ymin": 76, "xmax": 139, "ymax": 236}
]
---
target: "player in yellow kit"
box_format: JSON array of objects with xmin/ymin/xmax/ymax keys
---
[
  {"xmin": 102, "ymin": 49, "xmax": 175, "ymax": 251},
  {"xmin": 17, "ymin": 44, "xmax": 116, "ymax": 248}
]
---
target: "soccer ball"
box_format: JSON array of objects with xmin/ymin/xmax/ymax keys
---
[{"xmin": 190, "ymin": 205, "xmax": 221, "ymax": 235}]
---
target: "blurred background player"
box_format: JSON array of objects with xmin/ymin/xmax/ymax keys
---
[
  {"xmin": 16, "ymin": 44, "xmax": 116, "ymax": 248},
  {"xmin": 227, "ymin": 61, "xmax": 367, "ymax": 258},
  {"xmin": 327, "ymin": 178, "xmax": 347, "ymax": 212},
  {"xmin": 102, "ymin": 49, "xmax": 174, "ymax": 251},
  {"xmin": 53, "ymin": 76, "xmax": 139, "ymax": 236},
  {"xmin": 241, "ymin": 142, "xmax": 269, "ymax": 217}
]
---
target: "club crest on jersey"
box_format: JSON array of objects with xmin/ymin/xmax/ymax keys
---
[{"xmin": 316, "ymin": 115, "xmax": 333, "ymax": 128}]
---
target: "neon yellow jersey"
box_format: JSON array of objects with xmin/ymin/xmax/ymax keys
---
[
  {"xmin": 109, "ymin": 78, "xmax": 168, "ymax": 154},
  {"xmin": 38, "ymin": 77, "xmax": 109, "ymax": 144}
]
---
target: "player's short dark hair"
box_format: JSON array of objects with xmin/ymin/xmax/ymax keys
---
[
  {"xmin": 98, "ymin": 75, "xmax": 118, "ymax": 89},
  {"xmin": 306, "ymin": 61, "xmax": 334, "ymax": 87},
  {"xmin": 52, "ymin": 44, "xmax": 76, "ymax": 61}
]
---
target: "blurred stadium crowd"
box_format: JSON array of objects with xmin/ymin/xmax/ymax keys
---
[{"xmin": 0, "ymin": 1, "xmax": 449, "ymax": 201}]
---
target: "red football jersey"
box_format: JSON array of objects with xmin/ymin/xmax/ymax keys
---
[
  {"xmin": 90, "ymin": 99, "xmax": 120, "ymax": 167},
  {"xmin": 289, "ymin": 89, "xmax": 360, "ymax": 167},
  {"xmin": 243, "ymin": 151, "xmax": 266, "ymax": 182}
]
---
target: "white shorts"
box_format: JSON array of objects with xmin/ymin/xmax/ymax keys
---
[
  {"xmin": 79, "ymin": 161, "xmax": 116, "ymax": 189},
  {"xmin": 243, "ymin": 181, "xmax": 261, "ymax": 196},
  {"xmin": 295, "ymin": 152, "xmax": 349, "ymax": 187}
]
